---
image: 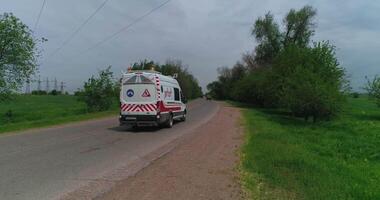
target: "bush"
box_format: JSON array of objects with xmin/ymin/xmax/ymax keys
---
[
  {"xmin": 49, "ymin": 90, "xmax": 61, "ymax": 96},
  {"xmin": 4, "ymin": 109, "xmax": 13, "ymax": 123},
  {"xmin": 232, "ymin": 69, "xmax": 278, "ymax": 107},
  {"xmin": 78, "ymin": 66, "xmax": 117, "ymax": 112},
  {"xmin": 31, "ymin": 90, "xmax": 47, "ymax": 95},
  {"xmin": 365, "ymin": 75, "xmax": 380, "ymax": 107},
  {"xmin": 273, "ymin": 42, "xmax": 346, "ymax": 121},
  {"xmin": 352, "ymin": 92, "xmax": 360, "ymax": 98}
]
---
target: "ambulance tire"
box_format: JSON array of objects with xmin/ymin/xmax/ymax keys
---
[
  {"xmin": 165, "ymin": 114, "xmax": 174, "ymax": 128},
  {"xmin": 180, "ymin": 110, "xmax": 186, "ymax": 122}
]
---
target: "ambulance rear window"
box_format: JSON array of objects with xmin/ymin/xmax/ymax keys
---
[
  {"xmin": 124, "ymin": 75, "xmax": 153, "ymax": 85},
  {"xmin": 174, "ymin": 88, "xmax": 180, "ymax": 101}
]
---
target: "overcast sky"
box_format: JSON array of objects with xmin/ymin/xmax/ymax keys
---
[{"xmin": 1, "ymin": 0, "xmax": 379, "ymax": 92}]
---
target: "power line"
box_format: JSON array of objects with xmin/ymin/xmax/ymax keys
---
[
  {"xmin": 76, "ymin": 0, "xmax": 171, "ymax": 56},
  {"xmin": 34, "ymin": 0, "xmax": 47, "ymax": 31},
  {"xmin": 49, "ymin": 0, "xmax": 111, "ymax": 58}
]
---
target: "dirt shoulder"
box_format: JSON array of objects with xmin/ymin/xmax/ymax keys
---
[{"xmin": 97, "ymin": 103, "xmax": 244, "ymax": 200}]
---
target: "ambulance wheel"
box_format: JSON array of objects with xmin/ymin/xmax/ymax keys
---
[
  {"xmin": 166, "ymin": 114, "xmax": 173, "ymax": 128},
  {"xmin": 181, "ymin": 111, "xmax": 186, "ymax": 122}
]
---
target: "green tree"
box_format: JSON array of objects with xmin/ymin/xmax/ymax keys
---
[
  {"xmin": 79, "ymin": 66, "xmax": 116, "ymax": 112},
  {"xmin": 252, "ymin": 12, "xmax": 282, "ymax": 66},
  {"xmin": 0, "ymin": 13, "xmax": 38, "ymax": 100},
  {"xmin": 251, "ymin": 5, "xmax": 317, "ymax": 66},
  {"xmin": 365, "ymin": 75, "xmax": 380, "ymax": 107},
  {"xmin": 274, "ymin": 42, "xmax": 346, "ymax": 121},
  {"xmin": 283, "ymin": 6, "xmax": 317, "ymax": 47}
]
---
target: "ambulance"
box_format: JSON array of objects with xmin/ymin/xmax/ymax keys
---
[{"xmin": 119, "ymin": 70, "xmax": 187, "ymax": 128}]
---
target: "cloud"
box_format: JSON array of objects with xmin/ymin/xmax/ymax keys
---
[{"xmin": 1, "ymin": 0, "xmax": 379, "ymax": 92}]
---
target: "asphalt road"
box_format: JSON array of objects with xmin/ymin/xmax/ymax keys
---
[{"xmin": 0, "ymin": 99, "xmax": 219, "ymax": 200}]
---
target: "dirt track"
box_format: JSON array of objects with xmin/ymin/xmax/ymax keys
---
[{"xmin": 98, "ymin": 103, "xmax": 243, "ymax": 200}]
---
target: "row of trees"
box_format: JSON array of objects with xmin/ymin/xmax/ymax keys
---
[
  {"xmin": 208, "ymin": 6, "xmax": 348, "ymax": 122},
  {"xmin": 130, "ymin": 59, "xmax": 203, "ymax": 100},
  {"xmin": 77, "ymin": 60, "xmax": 203, "ymax": 112}
]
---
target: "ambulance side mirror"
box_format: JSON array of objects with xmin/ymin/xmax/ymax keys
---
[{"xmin": 181, "ymin": 95, "xmax": 187, "ymax": 104}]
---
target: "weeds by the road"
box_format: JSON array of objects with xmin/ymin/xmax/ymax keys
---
[
  {"xmin": 238, "ymin": 97, "xmax": 380, "ymax": 199},
  {"xmin": 0, "ymin": 95, "xmax": 118, "ymax": 133}
]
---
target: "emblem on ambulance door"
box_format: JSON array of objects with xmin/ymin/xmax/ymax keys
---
[
  {"xmin": 142, "ymin": 89, "xmax": 151, "ymax": 97},
  {"xmin": 126, "ymin": 89, "xmax": 134, "ymax": 97}
]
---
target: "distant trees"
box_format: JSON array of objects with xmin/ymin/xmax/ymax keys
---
[
  {"xmin": 0, "ymin": 13, "xmax": 39, "ymax": 101},
  {"xmin": 208, "ymin": 6, "xmax": 347, "ymax": 121},
  {"xmin": 365, "ymin": 76, "xmax": 380, "ymax": 107},
  {"xmin": 131, "ymin": 59, "xmax": 203, "ymax": 99}
]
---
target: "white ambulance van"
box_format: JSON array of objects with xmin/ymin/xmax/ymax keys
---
[{"xmin": 119, "ymin": 70, "xmax": 187, "ymax": 128}]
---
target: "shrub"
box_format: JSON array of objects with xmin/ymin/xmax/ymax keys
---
[
  {"xmin": 365, "ymin": 75, "xmax": 380, "ymax": 107},
  {"xmin": 352, "ymin": 92, "xmax": 360, "ymax": 98},
  {"xmin": 273, "ymin": 42, "xmax": 346, "ymax": 121},
  {"xmin": 232, "ymin": 69, "xmax": 278, "ymax": 107},
  {"xmin": 78, "ymin": 66, "xmax": 116, "ymax": 112},
  {"xmin": 49, "ymin": 90, "xmax": 61, "ymax": 96},
  {"xmin": 4, "ymin": 109, "xmax": 13, "ymax": 122},
  {"xmin": 31, "ymin": 90, "xmax": 47, "ymax": 95}
]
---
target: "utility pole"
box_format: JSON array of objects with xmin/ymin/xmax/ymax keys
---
[
  {"xmin": 25, "ymin": 79, "xmax": 31, "ymax": 94},
  {"xmin": 37, "ymin": 75, "xmax": 41, "ymax": 91},
  {"xmin": 60, "ymin": 81, "xmax": 66, "ymax": 93},
  {"xmin": 46, "ymin": 77, "xmax": 49, "ymax": 92},
  {"xmin": 54, "ymin": 78, "xmax": 58, "ymax": 91}
]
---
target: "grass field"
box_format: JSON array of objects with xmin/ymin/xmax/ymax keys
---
[
  {"xmin": 239, "ymin": 97, "xmax": 380, "ymax": 199},
  {"xmin": 0, "ymin": 95, "xmax": 118, "ymax": 133}
]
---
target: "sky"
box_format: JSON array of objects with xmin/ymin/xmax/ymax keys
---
[{"xmin": 1, "ymin": 0, "xmax": 379, "ymax": 92}]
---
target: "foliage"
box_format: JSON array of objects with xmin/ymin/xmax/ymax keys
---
[
  {"xmin": 78, "ymin": 66, "xmax": 117, "ymax": 112},
  {"xmin": 364, "ymin": 75, "xmax": 380, "ymax": 107},
  {"xmin": 49, "ymin": 90, "xmax": 61, "ymax": 96},
  {"xmin": 130, "ymin": 59, "xmax": 203, "ymax": 99},
  {"xmin": 208, "ymin": 6, "xmax": 346, "ymax": 121},
  {"xmin": 0, "ymin": 13, "xmax": 38, "ymax": 101},
  {"xmin": 232, "ymin": 69, "xmax": 278, "ymax": 107},
  {"xmin": 31, "ymin": 90, "xmax": 48, "ymax": 95},
  {"xmin": 252, "ymin": 12, "xmax": 282, "ymax": 66},
  {"xmin": 239, "ymin": 97, "xmax": 380, "ymax": 199},
  {"xmin": 273, "ymin": 42, "xmax": 346, "ymax": 121},
  {"xmin": 351, "ymin": 92, "xmax": 360, "ymax": 98},
  {"xmin": 282, "ymin": 6, "xmax": 317, "ymax": 47}
]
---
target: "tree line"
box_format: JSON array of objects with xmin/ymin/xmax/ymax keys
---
[
  {"xmin": 207, "ymin": 6, "xmax": 350, "ymax": 122},
  {"xmin": 76, "ymin": 60, "xmax": 203, "ymax": 112}
]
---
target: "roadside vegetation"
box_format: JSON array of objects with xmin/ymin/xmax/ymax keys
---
[
  {"xmin": 205, "ymin": 5, "xmax": 380, "ymax": 200},
  {"xmin": 238, "ymin": 96, "xmax": 380, "ymax": 199},
  {"xmin": 0, "ymin": 95, "xmax": 118, "ymax": 133},
  {"xmin": 131, "ymin": 59, "xmax": 203, "ymax": 99},
  {"xmin": 208, "ymin": 6, "xmax": 348, "ymax": 122}
]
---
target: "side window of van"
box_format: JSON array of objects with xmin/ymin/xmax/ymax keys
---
[{"xmin": 174, "ymin": 88, "xmax": 180, "ymax": 101}]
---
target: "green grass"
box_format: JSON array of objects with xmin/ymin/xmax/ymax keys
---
[
  {"xmin": 0, "ymin": 95, "xmax": 118, "ymax": 133},
  {"xmin": 238, "ymin": 97, "xmax": 380, "ymax": 199}
]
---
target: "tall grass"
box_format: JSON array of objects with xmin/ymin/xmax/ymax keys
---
[
  {"xmin": 0, "ymin": 95, "xmax": 118, "ymax": 133},
  {"xmin": 239, "ymin": 97, "xmax": 380, "ymax": 199}
]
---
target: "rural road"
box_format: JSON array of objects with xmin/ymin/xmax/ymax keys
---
[{"xmin": 0, "ymin": 99, "xmax": 220, "ymax": 200}]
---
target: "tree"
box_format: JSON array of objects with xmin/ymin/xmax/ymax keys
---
[
  {"xmin": 274, "ymin": 42, "xmax": 346, "ymax": 121},
  {"xmin": 252, "ymin": 12, "xmax": 282, "ymax": 66},
  {"xmin": 0, "ymin": 13, "xmax": 38, "ymax": 100},
  {"xmin": 365, "ymin": 75, "xmax": 380, "ymax": 107},
  {"xmin": 283, "ymin": 6, "xmax": 317, "ymax": 47},
  {"xmin": 251, "ymin": 5, "xmax": 317, "ymax": 66},
  {"xmin": 79, "ymin": 66, "xmax": 116, "ymax": 112}
]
